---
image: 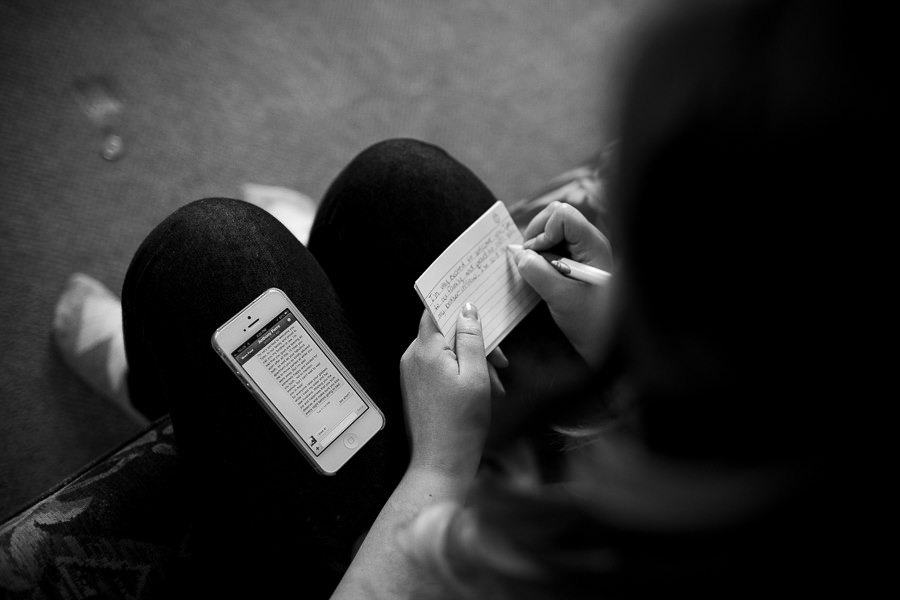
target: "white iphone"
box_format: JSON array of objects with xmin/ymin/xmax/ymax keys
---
[{"xmin": 211, "ymin": 288, "xmax": 385, "ymax": 475}]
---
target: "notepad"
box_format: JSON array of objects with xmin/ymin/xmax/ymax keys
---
[{"xmin": 414, "ymin": 201, "xmax": 540, "ymax": 354}]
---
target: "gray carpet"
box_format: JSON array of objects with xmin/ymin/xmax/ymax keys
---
[{"xmin": 0, "ymin": 0, "xmax": 656, "ymax": 518}]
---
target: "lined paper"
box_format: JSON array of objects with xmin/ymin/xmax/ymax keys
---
[{"xmin": 414, "ymin": 201, "xmax": 540, "ymax": 354}]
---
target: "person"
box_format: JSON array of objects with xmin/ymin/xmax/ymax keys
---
[
  {"xmin": 118, "ymin": 134, "xmax": 603, "ymax": 597},
  {"xmin": 111, "ymin": 0, "xmax": 886, "ymax": 596}
]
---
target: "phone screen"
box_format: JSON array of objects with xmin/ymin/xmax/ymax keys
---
[{"xmin": 231, "ymin": 309, "xmax": 369, "ymax": 456}]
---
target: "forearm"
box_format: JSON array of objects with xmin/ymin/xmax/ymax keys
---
[
  {"xmin": 330, "ymin": 464, "xmax": 474, "ymax": 599},
  {"xmin": 334, "ymin": 305, "xmax": 490, "ymax": 597}
]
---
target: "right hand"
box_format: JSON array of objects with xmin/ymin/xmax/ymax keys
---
[
  {"xmin": 399, "ymin": 305, "xmax": 492, "ymax": 480},
  {"xmin": 511, "ymin": 201, "xmax": 614, "ymax": 365}
]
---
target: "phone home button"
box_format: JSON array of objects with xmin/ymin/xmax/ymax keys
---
[{"xmin": 343, "ymin": 434, "xmax": 358, "ymax": 449}]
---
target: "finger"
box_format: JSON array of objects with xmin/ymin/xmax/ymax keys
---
[
  {"xmin": 487, "ymin": 363, "xmax": 506, "ymax": 397},
  {"xmin": 514, "ymin": 247, "xmax": 580, "ymax": 302},
  {"xmin": 521, "ymin": 200, "xmax": 559, "ymax": 241},
  {"xmin": 586, "ymin": 230, "xmax": 614, "ymax": 271},
  {"xmin": 525, "ymin": 202, "xmax": 589, "ymax": 252},
  {"xmin": 523, "ymin": 203, "xmax": 613, "ymax": 269},
  {"xmin": 487, "ymin": 346, "xmax": 509, "ymax": 369},
  {"xmin": 455, "ymin": 302, "xmax": 487, "ymax": 370},
  {"xmin": 417, "ymin": 308, "xmax": 441, "ymax": 338}
]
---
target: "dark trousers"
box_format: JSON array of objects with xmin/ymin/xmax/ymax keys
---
[{"xmin": 121, "ymin": 139, "xmax": 585, "ymax": 596}]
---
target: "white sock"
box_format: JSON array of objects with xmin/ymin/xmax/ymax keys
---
[{"xmin": 53, "ymin": 273, "xmax": 148, "ymax": 427}]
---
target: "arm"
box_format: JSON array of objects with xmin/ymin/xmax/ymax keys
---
[
  {"xmin": 330, "ymin": 465, "xmax": 470, "ymax": 599},
  {"xmin": 331, "ymin": 305, "xmax": 491, "ymax": 599}
]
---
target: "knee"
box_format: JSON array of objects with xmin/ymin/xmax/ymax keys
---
[
  {"xmin": 136, "ymin": 198, "xmax": 280, "ymax": 257},
  {"xmin": 162, "ymin": 197, "xmax": 266, "ymax": 237},
  {"xmin": 318, "ymin": 138, "xmax": 490, "ymax": 217},
  {"xmin": 353, "ymin": 138, "xmax": 451, "ymax": 168},
  {"xmin": 339, "ymin": 139, "xmax": 460, "ymax": 194},
  {"xmin": 123, "ymin": 197, "xmax": 288, "ymax": 297},
  {"xmin": 373, "ymin": 136, "xmax": 476, "ymax": 176}
]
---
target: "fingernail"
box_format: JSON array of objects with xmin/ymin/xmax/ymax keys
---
[
  {"xmin": 551, "ymin": 259, "xmax": 572, "ymax": 275},
  {"xmin": 522, "ymin": 239, "xmax": 534, "ymax": 250},
  {"xmin": 461, "ymin": 302, "xmax": 478, "ymax": 319}
]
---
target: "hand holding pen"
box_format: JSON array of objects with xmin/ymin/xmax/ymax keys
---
[
  {"xmin": 521, "ymin": 199, "xmax": 613, "ymax": 274},
  {"xmin": 508, "ymin": 247, "xmax": 611, "ymax": 285},
  {"xmin": 507, "ymin": 201, "xmax": 614, "ymax": 365}
]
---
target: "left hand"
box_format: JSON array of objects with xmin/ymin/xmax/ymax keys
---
[{"xmin": 399, "ymin": 305, "xmax": 492, "ymax": 479}]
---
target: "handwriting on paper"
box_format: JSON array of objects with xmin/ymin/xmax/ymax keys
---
[{"xmin": 415, "ymin": 201, "xmax": 540, "ymax": 354}]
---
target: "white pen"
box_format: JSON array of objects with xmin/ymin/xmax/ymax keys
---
[
  {"xmin": 548, "ymin": 256, "xmax": 610, "ymax": 285},
  {"xmin": 508, "ymin": 244, "xmax": 611, "ymax": 285}
]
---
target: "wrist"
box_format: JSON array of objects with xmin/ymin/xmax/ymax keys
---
[
  {"xmin": 407, "ymin": 449, "xmax": 482, "ymax": 491},
  {"xmin": 403, "ymin": 468, "xmax": 475, "ymax": 504}
]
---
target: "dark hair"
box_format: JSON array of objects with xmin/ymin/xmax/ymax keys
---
[
  {"xmin": 613, "ymin": 0, "xmax": 884, "ymax": 465},
  {"xmin": 403, "ymin": 0, "xmax": 887, "ymax": 597}
]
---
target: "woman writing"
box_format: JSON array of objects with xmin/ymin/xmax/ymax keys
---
[{"xmin": 120, "ymin": 0, "xmax": 881, "ymax": 596}]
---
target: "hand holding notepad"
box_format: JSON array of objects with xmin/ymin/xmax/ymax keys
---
[{"xmin": 414, "ymin": 201, "xmax": 540, "ymax": 355}]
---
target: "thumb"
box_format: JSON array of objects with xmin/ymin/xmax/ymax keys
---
[
  {"xmin": 455, "ymin": 302, "xmax": 487, "ymax": 370},
  {"xmin": 512, "ymin": 246, "xmax": 576, "ymax": 303}
]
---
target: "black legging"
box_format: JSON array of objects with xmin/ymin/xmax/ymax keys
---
[{"xmin": 121, "ymin": 138, "xmax": 586, "ymax": 596}]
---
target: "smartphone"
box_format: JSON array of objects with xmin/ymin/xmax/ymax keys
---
[{"xmin": 211, "ymin": 288, "xmax": 385, "ymax": 475}]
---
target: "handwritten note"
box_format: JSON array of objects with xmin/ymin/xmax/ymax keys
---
[{"xmin": 415, "ymin": 201, "xmax": 540, "ymax": 354}]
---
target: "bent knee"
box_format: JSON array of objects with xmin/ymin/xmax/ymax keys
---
[
  {"xmin": 354, "ymin": 138, "xmax": 451, "ymax": 170},
  {"xmin": 124, "ymin": 197, "xmax": 286, "ymax": 292},
  {"xmin": 167, "ymin": 197, "xmax": 266, "ymax": 232},
  {"xmin": 341, "ymin": 138, "xmax": 463, "ymax": 192}
]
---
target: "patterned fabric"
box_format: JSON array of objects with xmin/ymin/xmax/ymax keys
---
[{"xmin": 0, "ymin": 417, "xmax": 188, "ymax": 599}]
